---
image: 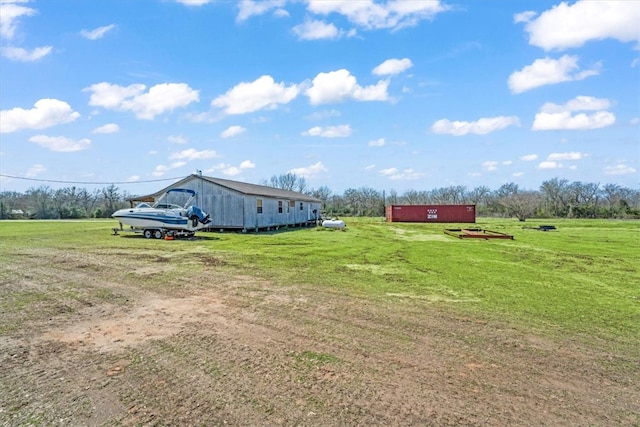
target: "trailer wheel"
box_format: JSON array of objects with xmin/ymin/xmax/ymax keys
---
[
  {"xmin": 143, "ymin": 229, "xmax": 153, "ymax": 239},
  {"xmin": 153, "ymin": 229, "xmax": 163, "ymax": 239}
]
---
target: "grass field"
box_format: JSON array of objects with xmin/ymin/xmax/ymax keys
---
[
  {"xmin": 1, "ymin": 217, "xmax": 639, "ymax": 425},
  {"xmin": 3, "ymin": 217, "xmax": 637, "ymax": 343}
]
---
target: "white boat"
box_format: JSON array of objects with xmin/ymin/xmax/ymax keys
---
[{"xmin": 111, "ymin": 188, "xmax": 211, "ymax": 238}]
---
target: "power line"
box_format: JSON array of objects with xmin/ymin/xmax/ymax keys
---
[{"xmin": 0, "ymin": 173, "xmax": 187, "ymax": 185}]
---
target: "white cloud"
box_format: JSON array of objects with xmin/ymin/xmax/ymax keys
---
[
  {"xmin": 508, "ymin": 55, "xmax": 600, "ymax": 94},
  {"xmin": 532, "ymin": 95, "xmax": 616, "ymax": 131},
  {"xmin": 305, "ymin": 69, "xmax": 389, "ymax": 105},
  {"xmin": 532, "ymin": 111, "xmax": 615, "ymax": 131},
  {"xmin": 0, "ymin": 2, "xmax": 53, "ymax": 62},
  {"xmin": 169, "ymin": 148, "xmax": 218, "ymax": 161},
  {"xmin": 288, "ymin": 161, "xmax": 328, "ymax": 178},
  {"xmin": 292, "ymin": 19, "xmax": 341, "ymax": 40},
  {"xmin": 92, "ymin": 123, "xmax": 119, "ymax": 134},
  {"xmin": 206, "ymin": 160, "xmax": 255, "ymax": 176},
  {"xmin": 168, "ymin": 135, "xmax": 188, "ymax": 144},
  {"xmin": 237, "ymin": 0, "xmax": 286, "ymax": 21},
  {"xmin": 26, "ymin": 164, "xmax": 46, "ymax": 177},
  {"xmin": 220, "ymin": 125, "xmax": 247, "ymax": 138},
  {"xmin": 1, "ymin": 99, "xmax": 80, "ymax": 133},
  {"xmin": 223, "ymin": 166, "xmax": 243, "ymax": 176},
  {"xmin": 513, "ymin": 11, "xmax": 536, "ymax": 24},
  {"xmin": 85, "ymin": 82, "xmax": 199, "ymax": 119},
  {"xmin": 482, "ymin": 161, "xmax": 498, "ymax": 172},
  {"xmin": 305, "ymin": 109, "xmax": 341, "ymax": 121},
  {"xmin": 502, "ymin": 160, "xmax": 513, "ymax": 166},
  {"xmin": 512, "ymin": 172, "xmax": 525, "ymax": 177},
  {"xmin": 372, "ymin": 58, "xmax": 413, "ymax": 76},
  {"xmin": 175, "ymin": 0, "xmax": 213, "ymax": 6},
  {"xmin": 368, "ymin": 137, "xmax": 385, "ymax": 147},
  {"xmin": 239, "ymin": 160, "xmax": 255, "ymax": 169},
  {"xmin": 547, "ymin": 152, "xmax": 587, "ymax": 161},
  {"xmin": 538, "ymin": 161, "xmax": 562, "ymax": 169},
  {"xmin": 522, "ymin": 1, "xmax": 640, "ymax": 51},
  {"xmin": 379, "ymin": 168, "xmax": 425, "ymax": 180},
  {"xmin": 302, "ymin": 124, "xmax": 352, "ymax": 138},
  {"xmin": 0, "ymin": 0, "xmax": 36, "ymax": 40},
  {"xmin": 380, "ymin": 167, "xmax": 398, "ymax": 176},
  {"xmin": 127, "ymin": 175, "xmax": 140, "ymax": 182},
  {"xmin": 365, "ymin": 164, "xmax": 376, "ymax": 171},
  {"xmin": 306, "ymin": 0, "xmax": 448, "ymax": 31},
  {"xmin": 431, "ymin": 116, "xmax": 520, "ymax": 136},
  {"xmin": 151, "ymin": 161, "xmax": 187, "ymax": 177},
  {"xmin": 540, "ymin": 96, "xmax": 612, "ymax": 114},
  {"xmin": 604, "ymin": 164, "xmax": 636, "ymax": 175},
  {"xmin": 0, "ymin": 45, "xmax": 52, "ymax": 61},
  {"xmin": 80, "ymin": 24, "xmax": 116, "ymax": 40},
  {"xmin": 212, "ymin": 75, "xmax": 299, "ymax": 115},
  {"xmin": 29, "ymin": 135, "xmax": 91, "ymax": 152},
  {"xmin": 520, "ymin": 154, "xmax": 538, "ymax": 161},
  {"xmin": 85, "ymin": 82, "xmax": 145, "ymax": 109}
]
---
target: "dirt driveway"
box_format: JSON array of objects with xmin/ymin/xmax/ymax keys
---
[{"xmin": 1, "ymin": 248, "xmax": 638, "ymax": 426}]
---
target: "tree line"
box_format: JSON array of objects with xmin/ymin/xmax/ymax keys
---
[{"xmin": 1, "ymin": 177, "xmax": 639, "ymax": 221}]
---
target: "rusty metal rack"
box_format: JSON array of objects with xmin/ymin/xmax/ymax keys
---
[{"xmin": 444, "ymin": 228, "xmax": 514, "ymax": 240}]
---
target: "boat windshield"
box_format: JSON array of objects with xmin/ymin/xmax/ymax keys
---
[
  {"xmin": 135, "ymin": 202, "xmax": 152, "ymax": 208},
  {"xmin": 154, "ymin": 203, "xmax": 185, "ymax": 210}
]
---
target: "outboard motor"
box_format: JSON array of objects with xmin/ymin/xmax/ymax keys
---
[{"xmin": 187, "ymin": 206, "xmax": 211, "ymax": 226}]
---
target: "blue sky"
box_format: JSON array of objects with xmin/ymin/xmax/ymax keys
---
[{"xmin": 1, "ymin": 0, "xmax": 639, "ymax": 196}]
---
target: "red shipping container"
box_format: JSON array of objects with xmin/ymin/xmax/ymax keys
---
[{"xmin": 385, "ymin": 205, "xmax": 476, "ymax": 223}]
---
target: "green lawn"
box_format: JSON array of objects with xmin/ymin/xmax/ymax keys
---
[{"xmin": 1, "ymin": 217, "xmax": 638, "ymax": 349}]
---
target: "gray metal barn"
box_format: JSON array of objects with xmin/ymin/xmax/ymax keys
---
[{"xmin": 138, "ymin": 174, "xmax": 322, "ymax": 232}]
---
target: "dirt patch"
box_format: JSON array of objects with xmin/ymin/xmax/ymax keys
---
[
  {"xmin": 39, "ymin": 294, "xmax": 227, "ymax": 353},
  {"xmin": 1, "ymin": 247, "xmax": 638, "ymax": 426}
]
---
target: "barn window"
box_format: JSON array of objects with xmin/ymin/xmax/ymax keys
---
[
  {"xmin": 257, "ymin": 199, "xmax": 263, "ymax": 214},
  {"xmin": 288, "ymin": 200, "xmax": 295, "ymax": 213},
  {"xmin": 299, "ymin": 202, "xmax": 303, "ymax": 210},
  {"xmin": 278, "ymin": 200, "xmax": 283, "ymax": 213}
]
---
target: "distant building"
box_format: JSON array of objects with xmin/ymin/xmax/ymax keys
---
[
  {"xmin": 136, "ymin": 174, "xmax": 322, "ymax": 232},
  {"xmin": 8, "ymin": 209, "xmax": 28, "ymax": 219}
]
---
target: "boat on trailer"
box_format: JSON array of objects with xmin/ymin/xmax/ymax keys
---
[{"xmin": 111, "ymin": 188, "xmax": 211, "ymax": 239}]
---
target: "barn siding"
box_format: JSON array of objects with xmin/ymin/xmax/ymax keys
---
[{"xmin": 158, "ymin": 175, "xmax": 321, "ymax": 231}]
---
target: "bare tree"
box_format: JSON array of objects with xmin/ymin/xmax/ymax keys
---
[
  {"xmin": 401, "ymin": 189, "xmax": 420, "ymax": 205},
  {"xmin": 602, "ymin": 183, "xmax": 622, "ymax": 215},
  {"xmin": 269, "ymin": 173, "xmax": 307, "ymax": 192},
  {"xmin": 78, "ymin": 188, "xmax": 99, "ymax": 217},
  {"xmin": 101, "ymin": 184, "xmax": 121, "ymax": 217},
  {"xmin": 27, "ymin": 186, "xmax": 53, "ymax": 219},
  {"xmin": 310, "ymin": 186, "xmax": 332, "ymax": 203},
  {"xmin": 467, "ymin": 185, "xmax": 491, "ymax": 206},
  {"xmin": 540, "ymin": 178, "xmax": 570, "ymax": 217},
  {"xmin": 385, "ymin": 189, "xmax": 398, "ymax": 206},
  {"xmin": 499, "ymin": 191, "xmax": 542, "ymax": 221}
]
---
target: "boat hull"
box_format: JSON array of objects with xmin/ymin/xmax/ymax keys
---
[
  {"xmin": 111, "ymin": 188, "xmax": 211, "ymax": 234},
  {"xmin": 112, "ymin": 210, "xmax": 201, "ymax": 231}
]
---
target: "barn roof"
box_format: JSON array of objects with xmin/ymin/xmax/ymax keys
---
[
  {"xmin": 134, "ymin": 174, "xmax": 322, "ymax": 203},
  {"xmin": 199, "ymin": 175, "xmax": 322, "ymax": 202}
]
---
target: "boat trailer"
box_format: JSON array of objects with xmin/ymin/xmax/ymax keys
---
[
  {"xmin": 112, "ymin": 224, "xmax": 195, "ymax": 239},
  {"xmin": 444, "ymin": 228, "xmax": 514, "ymax": 240}
]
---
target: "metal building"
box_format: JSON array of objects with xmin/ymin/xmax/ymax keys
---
[
  {"xmin": 385, "ymin": 204, "xmax": 476, "ymax": 223},
  {"xmin": 140, "ymin": 174, "xmax": 322, "ymax": 232}
]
